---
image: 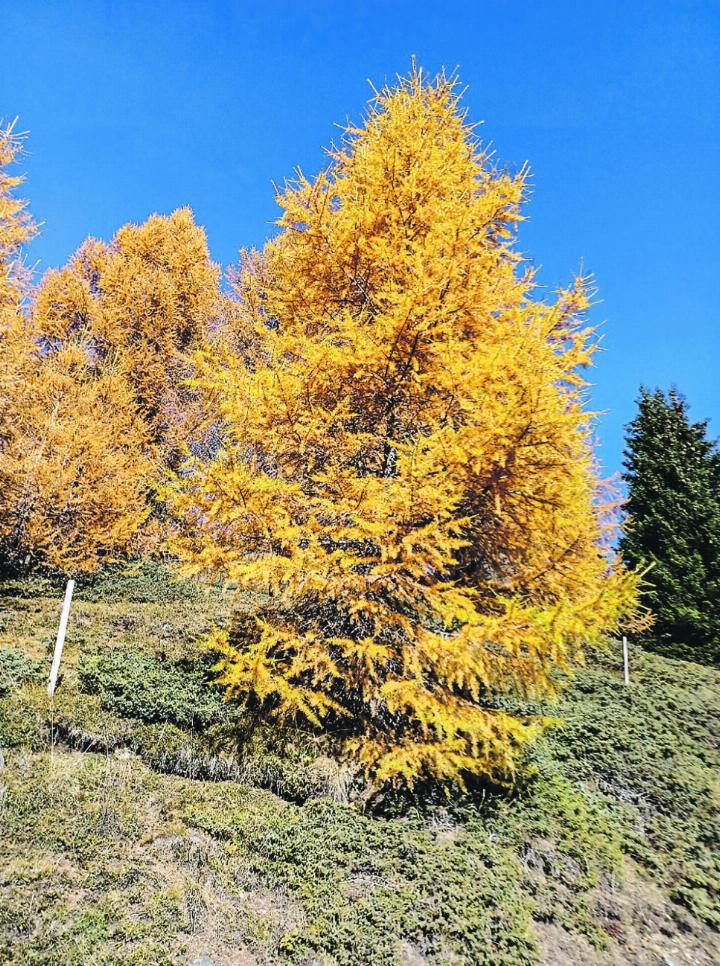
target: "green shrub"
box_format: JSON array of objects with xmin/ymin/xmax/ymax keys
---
[
  {"xmin": 0, "ymin": 648, "xmax": 38, "ymax": 697},
  {"xmin": 78, "ymin": 650, "xmax": 230, "ymax": 730},
  {"xmin": 0, "ymin": 687, "xmax": 49, "ymax": 749},
  {"xmin": 179, "ymin": 788, "xmax": 536, "ymax": 965},
  {"xmin": 546, "ymin": 641, "xmax": 720, "ymax": 928},
  {"xmin": 76, "ymin": 562, "xmax": 206, "ymax": 604}
]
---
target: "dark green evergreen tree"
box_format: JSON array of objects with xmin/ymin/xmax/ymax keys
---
[{"xmin": 621, "ymin": 388, "xmax": 720, "ymax": 665}]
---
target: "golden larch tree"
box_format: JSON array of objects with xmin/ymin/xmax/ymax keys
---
[
  {"xmin": 0, "ymin": 121, "xmax": 37, "ymax": 442},
  {"xmin": 34, "ymin": 207, "xmax": 222, "ymax": 470},
  {"xmin": 0, "ymin": 121, "xmax": 36, "ymax": 309},
  {"xmin": 0, "ymin": 341, "xmax": 151, "ymax": 573},
  {"xmin": 0, "ymin": 121, "xmax": 40, "ymax": 568},
  {"xmin": 170, "ymin": 68, "xmax": 644, "ymax": 786},
  {"xmin": 0, "ymin": 125, "xmax": 150, "ymax": 575}
]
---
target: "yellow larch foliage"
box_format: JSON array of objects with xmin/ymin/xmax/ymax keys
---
[
  {"xmin": 0, "ymin": 341, "xmax": 150, "ymax": 573},
  {"xmin": 0, "ymin": 121, "xmax": 36, "ymax": 309},
  {"xmin": 174, "ymin": 68, "xmax": 643, "ymax": 786},
  {"xmin": 0, "ymin": 121, "xmax": 40, "ymax": 566},
  {"xmin": 33, "ymin": 207, "xmax": 222, "ymax": 469},
  {"xmin": 0, "ymin": 122, "xmax": 37, "ymax": 438},
  {"xmin": 0, "ymin": 125, "xmax": 149, "ymax": 575}
]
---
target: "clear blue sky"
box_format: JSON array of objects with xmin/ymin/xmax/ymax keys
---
[{"xmin": 3, "ymin": 1, "xmax": 719, "ymax": 475}]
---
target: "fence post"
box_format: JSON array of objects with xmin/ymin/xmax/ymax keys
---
[
  {"xmin": 622, "ymin": 634, "xmax": 630, "ymax": 686},
  {"xmin": 48, "ymin": 578, "xmax": 75, "ymax": 697}
]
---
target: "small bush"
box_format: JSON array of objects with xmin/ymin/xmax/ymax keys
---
[
  {"xmin": 545, "ymin": 642, "xmax": 720, "ymax": 928},
  {"xmin": 76, "ymin": 561, "xmax": 206, "ymax": 604},
  {"xmin": 78, "ymin": 650, "xmax": 230, "ymax": 730},
  {"xmin": 0, "ymin": 687, "xmax": 49, "ymax": 749},
  {"xmin": 0, "ymin": 648, "xmax": 39, "ymax": 697}
]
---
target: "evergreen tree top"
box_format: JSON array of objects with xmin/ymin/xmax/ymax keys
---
[{"xmin": 621, "ymin": 386, "xmax": 720, "ymax": 665}]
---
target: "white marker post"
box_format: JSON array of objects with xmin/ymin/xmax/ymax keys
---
[
  {"xmin": 48, "ymin": 578, "xmax": 75, "ymax": 697},
  {"xmin": 622, "ymin": 635, "xmax": 630, "ymax": 686}
]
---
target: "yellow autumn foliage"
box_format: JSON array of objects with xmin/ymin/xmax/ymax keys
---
[
  {"xmin": 0, "ymin": 123, "xmax": 149, "ymax": 574},
  {"xmin": 0, "ymin": 121, "xmax": 35, "ymax": 311},
  {"xmin": 0, "ymin": 206, "xmax": 225, "ymax": 569},
  {"xmin": 0, "ymin": 122, "xmax": 36, "ymax": 453},
  {"xmin": 170, "ymin": 68, "xmax": 645, "ymax": 787},
  {"xmin": 33, "ymin": 207, "xmax": 222, "ymax": 469},
  {"xmin": 0, "ymin": 341, "xmax": 150, "ymax": 573}
]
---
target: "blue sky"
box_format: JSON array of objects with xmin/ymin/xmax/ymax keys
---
[{"xmin": 3, "ymin": 1, "xmax": 719, "ymax": 475}]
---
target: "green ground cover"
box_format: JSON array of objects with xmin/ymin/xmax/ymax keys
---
[{"xmin": 1, "ymin": 568, "xmax": 718, "ymax": 964}]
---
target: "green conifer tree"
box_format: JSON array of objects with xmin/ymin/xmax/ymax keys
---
[{"xmin": 621, "ymin": 388, "xmax": 720, "ymax": 664}]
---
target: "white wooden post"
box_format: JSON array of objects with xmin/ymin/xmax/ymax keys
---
[
  {"xmin": 622, "ymin": 635, "xmax": 630, "ymax": 686},
  {"xmin": 48, "ymin": 578, "xmax": 75, "ymax": 697}
]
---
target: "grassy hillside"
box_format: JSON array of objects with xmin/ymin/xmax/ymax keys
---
[{"xmin": 1, "ymin": 569, "xmax": 718, "ymax": 965}]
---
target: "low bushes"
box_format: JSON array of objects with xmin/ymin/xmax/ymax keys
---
[
  {"xmin": 0, "ymin": 648, "xmax": 40, "ymax": 697},
  {"xmin": 76, "ymin": 562, "xmax": 207, "ymax": 604},
  {"xmin": 78, "ymin": 650, "xmax": 230, "ymax": 730}
]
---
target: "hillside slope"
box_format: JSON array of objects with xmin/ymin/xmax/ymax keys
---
[{"xmin": 1, "ymin": 570, "xmax": 718, "ymax": 965}]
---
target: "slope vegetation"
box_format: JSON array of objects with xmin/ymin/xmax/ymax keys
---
[{"xmin": 1, "ymin": 569, "xmax": 718, "ymax": 964}]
